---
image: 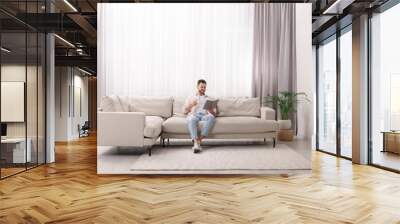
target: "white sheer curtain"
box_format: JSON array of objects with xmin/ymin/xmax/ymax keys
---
[{"xmin": 98, "ymin": 3, "xmax": 254, "ymax": 99}]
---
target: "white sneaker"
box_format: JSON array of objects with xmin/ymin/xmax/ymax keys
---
[{"xmin": 192, "ymin": 142, "xmax": 202, "ymax": 153}]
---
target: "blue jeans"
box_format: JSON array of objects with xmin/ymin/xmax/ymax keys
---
[{"xmin": 187, "ymin": 112, "xmax": 216, "ymax": 140}]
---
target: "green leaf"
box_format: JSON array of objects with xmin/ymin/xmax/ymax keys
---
[{"xmin": 262, "ymin": 91, "xmax": 310, "ymax": 119}]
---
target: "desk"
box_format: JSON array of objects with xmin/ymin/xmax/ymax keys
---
[
  {"xmin": 1, "ymin": 138, "xmax": 31, "ymax": 163},
  {"xmin": 382, "ymin": 131, "xmax": 400, "ymax": 154}
]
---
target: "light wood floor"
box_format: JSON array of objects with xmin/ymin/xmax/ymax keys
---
[
  {"xmin": 0, "ymin": 167, "xmax": 26, "ymax": 178},
  {"xmin": 1, "ymin": 135, "xmax": 400, "ymax": 224}
]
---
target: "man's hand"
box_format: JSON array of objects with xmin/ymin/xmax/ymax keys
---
[
  {"xmin": 207, "ymin": 108, "xmax": 216, "ymax": 117},
  {"xmin": 184, "ymin": 99, "xmax": 198, "ymax": 115}
]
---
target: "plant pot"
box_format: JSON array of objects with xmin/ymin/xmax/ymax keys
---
[
  {"xmin": 278, "ymin": 119, "xmax": 291, "ymax": 130},
  {"xmin": 278, "ymin": 129, "xmax": 294, "ymax": 141}
]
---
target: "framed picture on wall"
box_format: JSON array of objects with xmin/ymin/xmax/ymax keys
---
[{"xmin": 1, "ymin": 81, "xmax": 25, "ymax": 122}]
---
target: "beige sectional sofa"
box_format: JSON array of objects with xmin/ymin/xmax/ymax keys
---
[{"xmin": 98, "ymin": 96, "xmax": 278, "ymax": 155}]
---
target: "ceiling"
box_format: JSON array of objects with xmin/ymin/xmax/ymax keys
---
[{"xmin": 0, "ymin": 0, "xmax": 392, "ymax": 75}]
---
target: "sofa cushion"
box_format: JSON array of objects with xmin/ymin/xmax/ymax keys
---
[
  {"xmin": 162, "ymin": 116, "xmax": 277, "ymax": 134},
  {"xmin": 100, "ymin": 95, "xmax": 129, "ymax": 112},
  {"xmin": 212, "ymin": 117, "xmax": 277, "ymax": 133},
  {"xmin": 172, "ymin": 97, "xmax": 186, "ymax": 117},
  {"xmin": 129, "ymin": 96, "xmax": 173, "ymax": 118},
  {"xmin": 144, "ymin": 116, "xmax": 163, "ymax": 138},
  {"xmin": 162, "ymin": 117, "xmax": 188, "ymax": 133},
  {"xmin": 217, "ymin": 97, "xmax": 260, "ymax": 117}
]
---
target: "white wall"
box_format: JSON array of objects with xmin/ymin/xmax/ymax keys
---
[
  {"xmin": 55, "ymin": 67, "xmax": 69, "ymax": 141},
  {"xmin": 55, "ymin": 67, "xmax": 89, "ymax": 141},
  {"xmin": 1, "ymin": 66, "xmax": 26, "ymax": 139},
  {"xmin": 295, "ymin": 3, "xmax": 314, "ymax": 141},
  {"xmin": 71, "ymin": 74, "xmax": 89, "ymax": 138},
  {"xmin": 1, "ymin": 65, "xmax": 43, "ymax": 137}
]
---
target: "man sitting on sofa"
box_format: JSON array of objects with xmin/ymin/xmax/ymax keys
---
[{"xmin": 183, "ymin": 79, "xmax": 216, "ymax": 153}]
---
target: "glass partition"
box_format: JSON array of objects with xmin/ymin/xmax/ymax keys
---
[
  {"xmin": 0, "ymin": 2, "xmax": 46, "ymax": 179},
  {"xmin": 339, "ymin": 28, "xmax": 352, "ymax": 158},
  {"xmin": 0, "ymin": 31, "xmax": 28, "ymax": 177},
  {"xmin": 370, "ymin": 3, "xmax": 400, "ymax": 171},
  {"xmin": 316, "ymin": 25, "xmax": 353, "ymax": 160},
  {"xmin": 317, "ymin": 36, "xmax": 337, "ymax": 154}
]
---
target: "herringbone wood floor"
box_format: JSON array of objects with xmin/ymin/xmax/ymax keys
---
[{"xmin": 1, "ymin": 135, "xmax": 400, "ymax": 224}]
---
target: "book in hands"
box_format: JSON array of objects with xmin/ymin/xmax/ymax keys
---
[{"xmin": 203, "ymin": 99, "xmax": 218, "ymax": 110}]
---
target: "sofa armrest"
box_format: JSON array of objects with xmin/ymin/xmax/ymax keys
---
[
  {"xmin": 98, "ymin": 112, "xmax": 145, "ymax": 147},
  {"xmin": 260, "ymin": 107, "xmax": 276, "ymax": 120}
]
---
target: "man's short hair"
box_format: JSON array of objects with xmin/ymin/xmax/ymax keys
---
[{"xmin": 197, "ymin": 79, "xmax": 207, "ymax": 86}]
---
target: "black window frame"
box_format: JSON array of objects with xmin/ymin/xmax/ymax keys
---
[{"xmin": 315, "ymin": 24, "xmax": 353, "ymax": 161}]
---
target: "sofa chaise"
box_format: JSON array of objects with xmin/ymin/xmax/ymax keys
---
[{"xmin": 98, "ymin": 96, "xmax": 278, "ymax": 156}]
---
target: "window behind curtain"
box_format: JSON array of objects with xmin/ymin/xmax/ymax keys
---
[{"xmin": 98, "ymin": 3, "xmax": 254, "ymax": 98}]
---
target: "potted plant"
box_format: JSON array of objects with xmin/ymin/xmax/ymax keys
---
[{"xmin": 263, "ymin": 91, "xmax": 310, "ymax": 132}]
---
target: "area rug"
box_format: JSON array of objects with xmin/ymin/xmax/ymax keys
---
[{"xmin": 127, "ymin": 143, "xmax": 311, "ymax": 174}]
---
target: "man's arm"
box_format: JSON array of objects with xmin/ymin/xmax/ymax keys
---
[{"xmin": 183, "ymin": 97, "xmax": 196, "ymax": 115}]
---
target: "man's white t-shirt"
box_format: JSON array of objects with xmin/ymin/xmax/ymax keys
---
[
  {"xmin": 184, "ymin": 94, "xmax": 208, "ymax": 115},
  {"xmin": 195, "ymin": 95, "xmax": 207, "ymax": 114}
]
